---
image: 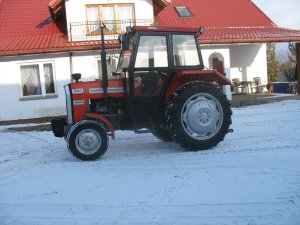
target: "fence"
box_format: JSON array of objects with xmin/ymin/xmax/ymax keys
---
[{"xmin": 69, "ymin": 18, "xmax": 158, "ymax": 41}]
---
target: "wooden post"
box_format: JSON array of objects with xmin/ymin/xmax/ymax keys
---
[{"xmin": 297, "ymin": 43, "xmax": 300, "ymax": 95}]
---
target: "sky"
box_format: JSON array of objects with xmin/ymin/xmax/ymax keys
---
[
  {"xmin": 252, "ymin": 0, "xmax": 300, "ymax": 51},
  {"xmin": 252, "ymin": 0, "xmax": 300, "ymax": 30}
]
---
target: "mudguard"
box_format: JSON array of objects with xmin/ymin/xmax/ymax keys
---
[
  {"xmin": 84, "ymin": 113, "xmax": 115, "ymax": 140},
  {"xmin": 165, "ymin": 69, "xmax": 231, "ymax": 104}
]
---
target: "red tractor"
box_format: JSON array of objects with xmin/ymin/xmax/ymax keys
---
[{"xmin": 51, "ymin": 26, "xmax": 232, "ymax": 160}]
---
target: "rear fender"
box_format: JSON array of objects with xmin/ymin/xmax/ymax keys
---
[
  {"xmin": 84, "ymin": 113, "xmax": 115, "ymax": 140},
  {"xmin": 165, "ymin": 69, "xmax": 231, "ymax": 103}
]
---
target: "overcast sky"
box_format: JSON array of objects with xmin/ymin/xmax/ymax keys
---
[{"xmin": 252, "ymin": 0, "xmax": 300, "ymax": 30}]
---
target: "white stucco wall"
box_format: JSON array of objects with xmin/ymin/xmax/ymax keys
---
[
  {"xmin": 71, "ymin": 51, "xmax": 119, "ymax": 81},
  {"xmin": 229, "ymin": 44, "xmax": 267, "ymax": 83},
  {"xmin": 71, "ymin": 52, "xmax": 101, "ymax": 81},
  {"xmin": 202, "ymin": 46, "xmax": 231, "ymax": 75},
  {"xmin": 202, "ymin": 44, "xmax": 268, "ymax": 83},
  {"xmin": 0, "ymin": 54, "xmax": 71, "ymax": 121},
  {"xmin": 202, "ymin": 46, "xmax": 232, "ymax": 99},
  {"xmin": 201, "ymin": 43, "xmax": 267, "ymax": 97}
]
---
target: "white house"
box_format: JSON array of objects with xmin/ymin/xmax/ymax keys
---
[{"xmin": 1, "ymin": 0, "xmax": 300, "ymax": 121}]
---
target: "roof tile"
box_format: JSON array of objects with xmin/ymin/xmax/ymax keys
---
[
  {"xmin": 157, "ymin": 0, "xmax": 275, "ymax": 28},
  {"xmin": 1, "ymin": 0, "xmax": 300, "ymax": 56},
  {"xmin": 200, "ymin": 27, "xmax": 300, "ymax": 44}
]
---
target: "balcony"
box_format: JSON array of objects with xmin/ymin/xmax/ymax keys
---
[{"xmin": 69, "ymin": 18, "xmax": 158, "ymax": 42}]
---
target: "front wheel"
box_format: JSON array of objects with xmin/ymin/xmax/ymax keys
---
[
  {"xmin": 168, "ymin": 82, "xmax": 232, "ymax": 150},
  {"xmin": 67, "ymin": 120, "xmax": 108, "ymax": 160}
]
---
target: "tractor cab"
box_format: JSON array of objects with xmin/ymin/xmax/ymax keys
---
[{"xmin": 116, "ymin": 27, "xmax": 205, "ymax": 122}]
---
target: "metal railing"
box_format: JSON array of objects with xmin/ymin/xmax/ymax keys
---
[{"xmin": 69, "ymin": 18, "xmax": 158, "ymax": 41}]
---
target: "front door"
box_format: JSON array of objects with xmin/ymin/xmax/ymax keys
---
[
  {"xmin": 131, "ymin": 34, "xmax": 169, "ymax": 114},
  {"xmin": 212, "ymin": 57, "xmax": 224, "ymax": 74}
]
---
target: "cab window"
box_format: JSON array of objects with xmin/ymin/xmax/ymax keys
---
[
  {"xmin": 135, "ymin": 36, "xmax": 168, "ymax": 68},
  {"xmin": 172, "ymin": 34, "xmax": 200, "ymax": 66}
]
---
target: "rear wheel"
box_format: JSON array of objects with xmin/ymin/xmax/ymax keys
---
[
  {"xmin": 151, "ymin": 128, "xmax": 172, "ymax": 142},
  {"xmin": 67, "ymin": 120, "xmax": 108, "ymax": 160},
  {"xmin": 168, "ymin": 82, "xmax": 232, "ymax": 150}
]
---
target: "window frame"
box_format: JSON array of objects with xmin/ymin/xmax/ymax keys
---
[
  {"xmin": 171, "ymin": 34, "xmax": 202, "ymax": 68},
  {"xmin": 174, "ymin": 6, "xmax": 194, "ymax": 18},
  {"xmin": 133, "ymin": 34, "xmax": 169, "ymax": 69},
  {"xmin": 18, "ymin": 61, "xmax": 57, "ymax": 100},
  {"xmin": 85, "ymin": 3, "xmax": 136, "ymax": 35}
]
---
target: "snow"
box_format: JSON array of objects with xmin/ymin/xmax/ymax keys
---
[{"xmin": 1, "ymin": 100, "xmax": 300, "ymax": 225}]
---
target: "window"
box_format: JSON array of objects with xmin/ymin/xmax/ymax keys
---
[
  {"xmin": 20, "ymin": 62, "xmax": 56, "ymax": 98},
  {"xmin": 135, "ymin": 36, "xmax": 168, "ymax": 68},
  {"xmin": 86, "ymin": 4, "xmax": 135, "ymax": 34},
  {"xmin": 172, "ymin": 35, "xmax": 200, "ymax": 66},
  {"xmin": 174, "ymin": 6, "xmax": 193, "ymax": 17}
]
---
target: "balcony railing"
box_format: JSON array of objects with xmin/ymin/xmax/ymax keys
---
[{"xmin": 69, "ymin": 18, "xmax": 158, "ymax": 42}]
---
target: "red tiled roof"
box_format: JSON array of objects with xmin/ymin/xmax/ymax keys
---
[
  {"xmin": 0, "ymin": 34, "xmax": 119, "ymax": 56},
  {"xmin": 48, "ymin": 0, "xmax": 64, "ymax": 19},
  {"xmin": 1, "ymin": 0, "xmax": 300, "ymax": 57},
  {"xmin": 153, "ymin": 0, "xmax": 171, "ymax": 8},
  {"xmin": 0, "ymin": 0, "xmax": 116, "ymax": 56},
  {"xmin": 0, "ymin": 0, "xmax": 61, "ymax": 37},
  {"xmin": 153, "ymin": 0, "xmax": 171, "ymax": 15},
  {"xmin": 157, "ymin": 0, "xmax": 275, "ymax": 28},
  {"xmin": 201, "ymin": 27, "xmax": 300, "ymax": 44},
  {"xmin": 157, "ymin": 0, "xmax": 300, "ymax": 43}
]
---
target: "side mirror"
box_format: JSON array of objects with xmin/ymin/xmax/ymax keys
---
[
  {"xmin": 120, "ymin": 34, "xmax": 129, "ymax": 51},
  {"xmin": 71, "ymin": 73, "xmax": 81, "ymax": 83}
]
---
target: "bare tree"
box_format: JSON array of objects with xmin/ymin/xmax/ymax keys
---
[
  {"xmin": 277, "ymin": 43, "xmax": 297, "ymax": 82},
  {"xmin": 288, "ymin": 42, "xmax": 297, "ymax": 63}
]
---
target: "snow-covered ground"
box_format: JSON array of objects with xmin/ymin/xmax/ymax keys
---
[{"xmin": 0, "ymin": 100, "xmax": 300, "ymax": 225}]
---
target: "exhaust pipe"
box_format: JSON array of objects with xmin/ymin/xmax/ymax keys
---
[{"xmin": 100, "ymin": 23, "xmax": 108, "ymax": 98}]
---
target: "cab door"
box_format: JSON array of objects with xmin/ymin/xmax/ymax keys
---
[{"xmin": 130, "ymin": 34, "xmax": 170, "ymax": 114}]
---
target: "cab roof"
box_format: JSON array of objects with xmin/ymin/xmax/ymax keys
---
[{"xmin": 131, "ymin": 26, "xmax": 200, "ymax": 34}]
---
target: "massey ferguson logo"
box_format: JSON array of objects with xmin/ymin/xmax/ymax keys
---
[
  {"xmin": 89, "ymin": 88, "xmax": 103, "ymax": 93},
  {"xmin": 89, "ymin": 88, "xmax": 124, "ymax": 93}
]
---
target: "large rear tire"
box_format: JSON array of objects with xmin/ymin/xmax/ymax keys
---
[
  {"xmin": 67, "ymin": 120, "xmax": 108, "ymax": 160},
  {"xmin": 151, "ymin": 128, "xmax": 172, "ymax": 142},
  {"xmin": 168, "ymin": 82, "xmax": 232, "ymax": 150}
]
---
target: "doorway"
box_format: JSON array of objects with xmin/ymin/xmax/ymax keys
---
[{"xmin": 209, "ymin": 53, "xmax": 225, "ymax": 74}]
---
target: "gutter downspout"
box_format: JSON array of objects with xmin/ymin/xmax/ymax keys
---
[{"xmin": 69, "ymin": 52, "xmax": 73, "ymax": 82}]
